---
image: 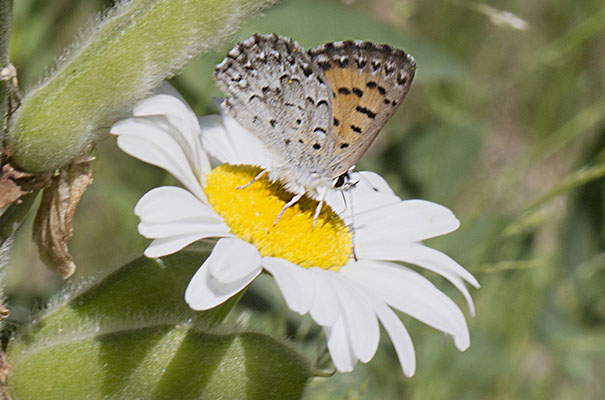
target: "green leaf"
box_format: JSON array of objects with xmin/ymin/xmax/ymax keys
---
[
  {"xmin": 7, "ymin": 251, "xmax": 312, "ymax": 399},
  {"xmin": 7, "ymin": 0, "xmax": 275, "ymax": 172}
]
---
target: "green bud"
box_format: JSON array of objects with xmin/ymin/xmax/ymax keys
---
[
  {"xmin": 7, "ymin": 252, "xmax": 311, "ymax": 399},
  {"xmin": 7, "ymin": 0, "xmax": 274, "ymax": 172}
]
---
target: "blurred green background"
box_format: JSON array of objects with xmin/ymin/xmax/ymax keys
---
[{"xmin": 4, "ymin": 0, "xmax": 604, "ymax": 398}]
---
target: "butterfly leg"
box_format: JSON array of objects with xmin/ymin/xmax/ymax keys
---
[
  {"xmin": 236, "ymin": 169, "xmax": 267, "ymax": 190},
  {"xmin": 312, "ymin": 187, "xmax": 329, "ymax": 230},
  {"xmin": 274, "ymin": 192, "xmax": 304, "ymax": 225},
  {"xmin": 312, "ymin": 199, "xmax": 324, "ymax": 230}
]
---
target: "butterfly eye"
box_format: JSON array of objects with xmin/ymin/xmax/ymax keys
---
[{"xmin": 334, "ymin": 173, "xmax": 348, "ymax": 188}]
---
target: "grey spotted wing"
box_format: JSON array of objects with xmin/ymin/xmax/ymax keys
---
[
  {"xmin": 214, "ymin": 34, "xmax": 334, "ymax": 175},
  {"xmin": 309, "ymin": 41, "xmax": 416, "ymax": 177}
]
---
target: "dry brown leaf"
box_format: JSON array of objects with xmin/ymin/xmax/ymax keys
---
[
  {"xmin": 32, "ymin": 163, "xmax": 93, "ymax": 279},
  {"xmin": 0, "ymin": 163, "xmax": 51, "ymax": 209}
]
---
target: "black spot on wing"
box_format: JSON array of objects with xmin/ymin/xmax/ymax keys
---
[
  {"xmin": 338, "ymin": 87, "xmax": 351, "ymax": 95},
  {"xmin": 396, "ymin": 74, "xmax": 408, "ymax": 85},
  {"xmin": 352, "ymin": 88, "xmax": 363, "ymax": 97},
  {"xmin": 366, "ymin": 81, "xmax": 377, "ymax": 89},
  {"xmin": 333, "ymin": 118, "xmax": 340, "ymax": 126},
  {"xmin": 339, "ymin": 142, "xmax": 349, "ymax": 149},
  {"xmin": 313, "ymin": 143, "xmax": 321, "ymax": 150},
  {"xmin": 356, "ymin": 58, "xmax": 367, "ymax": 69},
  {"xmin": 351, "ymin": 125, "xmax": 362, "ymax": 134},
  {"xmin": 356, "ymin": 105, "xmax": 377, "ymax": 119},
  {"xmin": 318, "ymin": 61, "xmax": 331, "ymax": 70},
  {"xmin": 302, "ymin": 64, "xmax": 313, "ymax": 77},
  {"xmin": 336, "ymin": 57, "xmax": 349, "ymax": 68}
]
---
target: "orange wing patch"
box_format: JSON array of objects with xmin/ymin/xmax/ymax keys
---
[
  {"xmin": 309, "ymin": 41, "xmax": 416, "ymax": 177},
  {"xmin": 324, "ymin": 66, "xmax": 386, "ymax": 151}
]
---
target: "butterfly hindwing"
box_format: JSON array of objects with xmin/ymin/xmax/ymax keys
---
[
  {"xmin": 214, "ymin": 34, "xmax": 335, "ymax": 175},
  {"xmin": 309, "ymin": 41, "xmax": 416, "ymax": 177}
]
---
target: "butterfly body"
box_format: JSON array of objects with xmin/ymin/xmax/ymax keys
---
[{"xmin": 214, "ymin": 34, "xmax": 415, "ymax": 201}]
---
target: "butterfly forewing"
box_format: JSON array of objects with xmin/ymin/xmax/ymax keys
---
[
  {"xmin": 309, "ymin": 41, "xmax": 416, "ymax": 177},
  {"xmin": 214, "ymin": 34, "xmax": 335, "ymax": 175}
]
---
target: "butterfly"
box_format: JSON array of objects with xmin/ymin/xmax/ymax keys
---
[{"xmin": 214, "ymin": 34, "xmax": 415, "ymax": 222}]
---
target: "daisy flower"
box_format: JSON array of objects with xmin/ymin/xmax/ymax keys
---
[{"xmin": 110, "ymin": 93, "xmax": 479, "ymax": 377}]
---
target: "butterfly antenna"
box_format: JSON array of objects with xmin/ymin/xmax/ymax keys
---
[
  {"xmin": 274, "ymin": 192, "xmax": 304, "ymax": 225},
  {"xmin": 356, "ymin": 172, "xmax": 379, "ymax": 192},
  {"xmin": 237, "ymin": 169, "xmax": 268, "ymax": 190}
]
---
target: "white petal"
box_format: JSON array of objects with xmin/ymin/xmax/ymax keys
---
[
  {"xmin": 135, "ymin": 187, "xmax": 231, "ymax": 239},
  {"xmin": 112, "ymin": 119, "xmax": 206, "ymax": 199},
  {"xmin": 144, "ymin": 234, "xmax": 227, "ymax": 258},
  {"xmin": 139, "ymin": 220, "xmax": 231, "ymax": 240},
  {"xmin": 355, "ymin": 171, "xmax": 396, "ymax": 194},
  {"xmin": 330, "ymin": 273, "xmax": 380, "ymax": 363},
  {"xmin": 132, "ymin": 94, "xmax": 211, "ymax": 176},
  {"xmin": 222, "ymin": 114, "xmax": 272, "ymax": 167},
  {"xmin": 154, "ymin": 82, "xmax": 189, "ymax": 101},
  {"xmin": 185, "ymin": 244, "xmax": 262, "ymax": 310},
  {"xmin": 355, "ymin": 199, "xmax": 460, "ymax": 243},
  {"xmin": 308, "ymin": 268, "xmax": 340, "ymax": 327},
  {"xmin": 199, "ymin": 115, "xmax": 241, "ymax": 166},
  {"xmin": 356, "ymin": 242, "xmax": 479, "ymax": 315},
  {"xmin": 199, "ymin": 107, "xmax": 272, "ymax": 168},
  {"xmin": 135, "ymin": 186, "xmax": 219, "ymax": 223},
  {"xmin": 262, "ymin": 258, "xmax": 314, "ymax": 314},
  {"xmin": 207, "ymin": 238, "xmax": 262, "ymax": 284},
  {"xmin": 364, "ymin": 293, "xmax": 416, "ymax": 377},
  {"xmin": 325, "ymin": 316, "xmax": 356, "ymax": 372},
  {"xmin": 350, "ymin": 171, "xmax": 401, "ymax": 213},
  {"xmin": 344, "ymin": 260, "xmax": 470, "ymax": 351}
]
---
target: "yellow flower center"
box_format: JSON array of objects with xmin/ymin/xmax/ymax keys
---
[{"xmin": 204, "ymin": 165, "xmax": 353, "ymax": 270}]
